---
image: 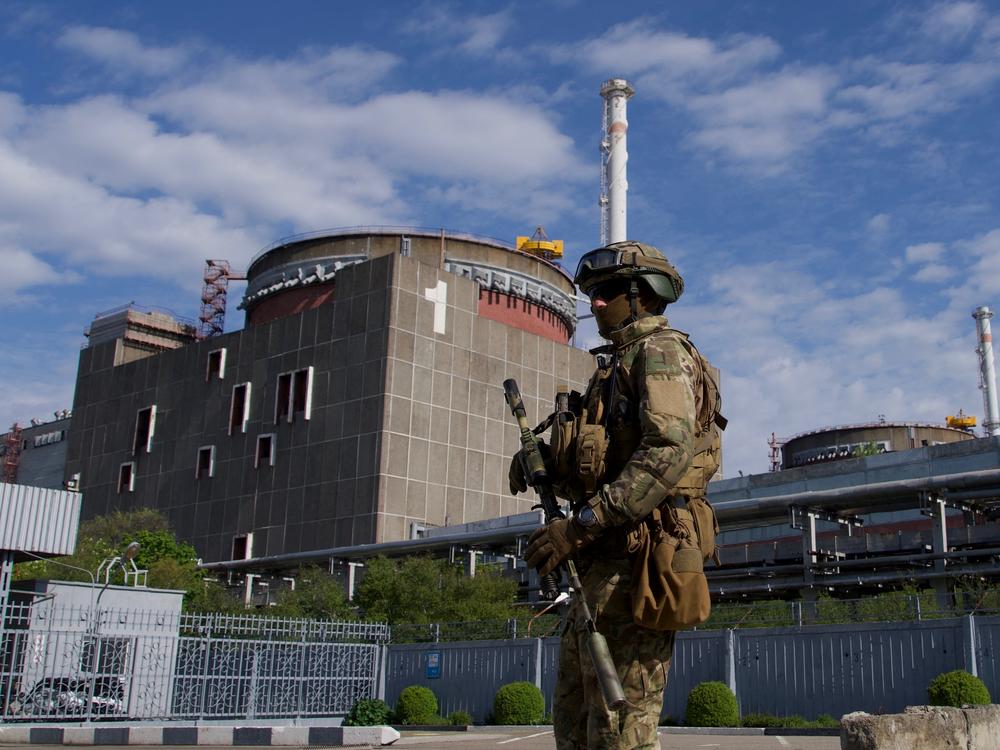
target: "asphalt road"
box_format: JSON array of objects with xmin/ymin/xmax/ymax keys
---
[
  {"xmin": 393, "ymin": 728, "xmax": 842, "ymax": 749},
  {"xmin": 5, "ymin": 733, "xmax": 843, "ymax": 750}
]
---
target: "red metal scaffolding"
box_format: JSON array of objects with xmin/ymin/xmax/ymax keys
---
[
  {"xmin": 198, "ymin": 260, "xmax": 246, "ymax": 340},
  {"xmin": 2, "ymin": 423, "xmax": 23, "ymax": 484}
]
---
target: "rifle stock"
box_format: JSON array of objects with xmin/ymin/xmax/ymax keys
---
[{"xmin": 502, "ymin": 378, "xmax": 628, "ymax": 711}]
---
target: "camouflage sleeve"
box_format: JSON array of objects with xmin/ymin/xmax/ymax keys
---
[{"xmin": 592, "ymin": 335, "xmax": 698, "ymax": 527}]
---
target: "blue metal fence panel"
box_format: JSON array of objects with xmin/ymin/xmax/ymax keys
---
[
  {"xmin": 539, "ymin": 636, "xmax": 560, "ymax": 715},
  {"xmin": 385, "ymin": 639, "xmax": 537, "ymax": 722},
  {"xmin": 974, "ymin": 615, "xmax": 1000, "ymax": 700},
  {"xmin": 664, "ymin": 630, "xmax": 727, "ymax": 722},
  {"xmin": 735, "ymin": 619, "xmax": 964, "ymax": 719}
]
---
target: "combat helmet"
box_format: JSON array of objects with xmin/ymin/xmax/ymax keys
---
[{"xmin": 574, "ymin": 240, "xmax": 684, "ymax": 306}]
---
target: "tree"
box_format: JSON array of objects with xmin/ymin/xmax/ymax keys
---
[
  {"xmin": 269, "ymin": 565, "xmax": 354, "ymax": 620},
  {"xmin": 13, "ymin": 509, "xmax": 241, "ymax": 611},
  {"xmin": 354, "ymin": 555, "xmax": 518, "ymax": 625}
]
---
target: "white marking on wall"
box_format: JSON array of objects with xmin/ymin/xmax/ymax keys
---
[{"xmin": 424, "ymin": 280, "xmax": 448, "ymax": 334}]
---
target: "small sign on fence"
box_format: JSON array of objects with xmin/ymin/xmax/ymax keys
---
[{"xmin": 426, "ymin": 651, "xmax": 441, "ymax": 679}]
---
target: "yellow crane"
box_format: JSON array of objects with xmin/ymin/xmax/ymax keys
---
[
  {"xmin": 946, "ymin": 410, "xmax": 977, "ymax": 430},
  {"xmin": 516, "ymin": 226, "xmax": 563, "ymax": 261}
]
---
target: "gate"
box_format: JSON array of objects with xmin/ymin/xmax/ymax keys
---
[{"xmin": 0, "ymin": 602, "xmax": 388, "ymax": 722}]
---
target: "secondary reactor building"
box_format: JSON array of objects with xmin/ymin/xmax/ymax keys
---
[{"xmin": 66, "ymin": 228, "xmax": 594, "ymax": 564}]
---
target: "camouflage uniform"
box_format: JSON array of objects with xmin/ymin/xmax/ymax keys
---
[{"xmin": 550, "ymin": 314, "xmax": 705, "ymax": 750}]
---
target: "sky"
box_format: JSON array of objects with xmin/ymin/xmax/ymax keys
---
[{"xmin": 2, "ymin": 0, "xmax": 1000, "ymax": 477}]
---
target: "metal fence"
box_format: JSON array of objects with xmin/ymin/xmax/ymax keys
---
[
  {"xmin": 383, "ymin": 615, "xmax": 1000, "ymax": 723},
  {"xmin": 0, "ymin": 602, "xmax": 387, "ymax": 723}
]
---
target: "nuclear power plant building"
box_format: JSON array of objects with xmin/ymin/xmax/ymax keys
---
[{"xmin": 66, "ymin": 229, "xmax": 594, "ymax": 564}]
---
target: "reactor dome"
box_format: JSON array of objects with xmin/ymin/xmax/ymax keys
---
[{"xmin": 240, "ymin": 228, "xmax": 578, "ymax": 343}]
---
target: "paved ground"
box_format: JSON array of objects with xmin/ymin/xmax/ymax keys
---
[
  {"xmin": 392, "ymin": 728, "xmax": 841, "ymax": 750},
  {"xmin": 3, "ymin": 732, "xmax": 843, "ymax": 750}
]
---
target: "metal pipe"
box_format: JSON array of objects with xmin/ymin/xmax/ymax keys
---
[
  {"xmin": 712, "ymin": 562, "xmax": 994, "ymax": 596},
  {"xmin": 713, "ymin": 467, "xmax": 1000, "ymax": 529},
  {"xmin": 600, "ymin": 79, "xmax": 634, "ymax": 245},
  {"xmin": 974, "ymin": 305, "xmax": 1000, "ymax": 436},
  {"xmin": 708, "ymin": 545, "xmax": 1000, "ymax": 580}
]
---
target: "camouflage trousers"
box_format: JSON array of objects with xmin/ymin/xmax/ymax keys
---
[{"xmin": 552, "ymin": 558, "xmax": 676, "ymax": 750}]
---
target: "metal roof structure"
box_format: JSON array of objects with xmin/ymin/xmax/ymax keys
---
[{"xmin": 0, "ymin": 483, "xmax": 81, "ymax": 559}]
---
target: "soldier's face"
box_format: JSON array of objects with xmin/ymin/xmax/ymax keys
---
[{"xmin": 589, "ymin": 280, "xmax": 632, "ymax": 336}]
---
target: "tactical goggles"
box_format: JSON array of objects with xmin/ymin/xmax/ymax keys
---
[
  {"xmin": 574, "ymin": 248, "xmax": 631, "ymax": 287},
  {"xmin": 586, "ymin": 278, "xmax": 632, "ymax": 302}
]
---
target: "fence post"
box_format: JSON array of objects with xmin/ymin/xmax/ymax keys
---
[
  {"xmin": 532, "ymin": 638, "xmax": 544, "ymax": 693},
  {"xmin": 724, "ymin": 629, "xmax": 737, "ymax": 695},
  {"xmin": 962, "ymin": 614, "xmax": 978, "ymax": 677},
  {"xmin": 377, "ymin": 644, "xmax": 388, "ymax": 701}
]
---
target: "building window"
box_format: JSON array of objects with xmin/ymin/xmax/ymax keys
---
[
  {"xmin": 275, "ymin": 367, "xmax": 313, "ymax": 423},
  {"xmin": 400, "ymin": 236, "xmax": 411, "ymax": 257},
  {"xmin": 229, "ymin": 382, "xmax": 251, "ymax": 435},
  {"xmin": 117, "ymin": 462, "xmax": 135, "ymax": 493},
  {"xmin": 196, "ymin": 445, "xmax": 215, "ymax": 479},
  {"xmin": 132, "ymin": 406, "xmax": 156, "ymax": 455},
  {"xmin": 232, "ymin": 533, "xmax": 253, "ymax": 560},
  {"xmin": 255, "ymin": 434, "xmax": 276, "ymax": 468},
  {"xmin": 206, "ymin": 348, "xmax": 227, "ymax": 381}
]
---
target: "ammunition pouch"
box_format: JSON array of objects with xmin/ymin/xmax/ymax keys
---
[
  {"xmin": 549, "ymin": 412, "xmax": 577, "ymax": 482},
  {"xmin": 628, "ymin": 504, "xmax": 711, "ymax": 631},
  {"xmin": 576, "ymin": 423, "xmax": 608, "ymax": 496}
]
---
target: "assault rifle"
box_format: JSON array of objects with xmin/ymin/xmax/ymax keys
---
[{"xmin": 502, "ymin": 378, "xmax": 627, "ymax": 710}]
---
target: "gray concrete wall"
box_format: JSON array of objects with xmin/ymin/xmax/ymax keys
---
[
  {"xmin": 67, "ymin": 251, "xmax": 594, "ymax": 562},
  {"xmin": 379, "ymin": 254, "xmax": 593, "ymax": 541}
]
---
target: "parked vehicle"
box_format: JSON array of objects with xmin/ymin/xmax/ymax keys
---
[{"xmin": 6, "ymin": 676, "xmax": 125, "ymax": 719}]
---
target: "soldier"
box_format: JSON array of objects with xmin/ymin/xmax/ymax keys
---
[{"xmin": 509, "ymin": 240, "xmax": 723, "ymax": 750}]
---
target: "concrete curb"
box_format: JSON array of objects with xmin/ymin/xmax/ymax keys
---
[{"xmin": 0, "ymin": 724, "xmax": 400, "ymax": 746}]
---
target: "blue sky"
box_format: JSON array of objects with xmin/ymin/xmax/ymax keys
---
[{"xmin": 2, "ymin": 0, "xmax": 1000, "ymax": 476}]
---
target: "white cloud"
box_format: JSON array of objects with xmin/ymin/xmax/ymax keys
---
[
  {"xmin": 0, "ymin": 30, "xmax": 590, "ymax": 296},
  {"xmin": 867, "ymin": 213, "xmax": 891, "ymax": 235},
  {"xmin": 913, "ymin": 263, "xmax": 955, "ymax": 282},
  {"xmin": 402, "ymin": 6, "xmax": 514, "ymax": 56},
  {"xmin": 905, "ymin": 242, "xmax": 944, "ymax": 263},
  {"xmin": 57, "ymin": 26, "xmax": 192, "ymax": 76},
  {"xmin": 558, "ymin": 20, "xmax": 781, "ymax": 85},
  {"xmin": 921, "ymin": 1, "xmax": 985, "ymax": 41}
]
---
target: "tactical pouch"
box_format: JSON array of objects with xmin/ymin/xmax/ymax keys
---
[
  {"xmin": 549, "ymin": 413, "xmax": 577, "ymax": 481},
  {"xmin": 687, "ymin": 497, "xmax": 720, "ymax": 565},
  {"xmin": 576, "ymin": 423, "xmax": 608, "ymax": 496},
  {"xmin": 629, "ymin": 507, "xmax": 711, "ymax": 631}
]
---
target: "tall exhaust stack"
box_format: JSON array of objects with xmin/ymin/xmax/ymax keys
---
[
  {"xmin": 600, "ymin": 78, "xmax": 635, "ymax": 245},
  {"xmin": 973, "ymin": 305, "xmax": 1000, "ymax": 436}
]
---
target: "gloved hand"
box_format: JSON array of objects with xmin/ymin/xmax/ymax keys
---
[
  {"xmin": 507, "ymin": 440, "xmax": 551, "ymax": 495},
  {"xmin": 508, "ymin": 452, "xmax": 529, "ymax": 495},
  {"xmin": 524, "ymin": 518, "xmax": 597, "ymax": 577}
]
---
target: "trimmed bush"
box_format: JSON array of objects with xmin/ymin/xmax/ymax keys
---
[
  {"xmin": 395, "ymin": 685, "xmax": 439, "ymax": 725},
  {"xmin": 742, "ymin": 712, "xmax": 840, "ymax": 729},
  {"xmin": 684, "ymin": 681, "xmax": 739, "ymax": 728},
  {"xmin": 928, "ymin": 669, "xmax": 991, "ymax": 707},
  {"xmin": 344, "ymin": 698, "xmax": 392, "ymax": 726},
  {"xmin": 492, "ymin": 681, "xmax": 545, "ymax": 725},
  {"xmin": 448, "ymin": 710, "xmax": 473, "ymax": 726}
]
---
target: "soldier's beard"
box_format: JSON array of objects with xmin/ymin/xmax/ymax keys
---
[{"xmin": 593, "ymin": 295, "xmax": 633, "ymax": 338}]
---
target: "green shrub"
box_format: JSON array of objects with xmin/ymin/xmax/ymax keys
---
[
  {"xmin": 684, "ymin": 681, "xmax": 739, "ymax": 727},
  {"xmin": 928, "ymin": 670, "xmax": 991, "ymax": 707},
  {"xmin": 741, "ymin": 712, "xmax": 784, "ymax": 728},
  {"xmin": 741, "ymin": 712, "xmax": 840, "ymax": 729},
  {"xmin": 448, "ymin": 710, "xmax": 473, "ymax": 726},
  {"xmin": 395, "ymin": 685, "xmax": 439, "ymax": 725},
  {"xmin": 344, "ymin": 698, "xmax": 392, "ymax": 726},
  {"xmin": 492, "ymin": 681, "xmax": 545, "ymax": 725}
]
